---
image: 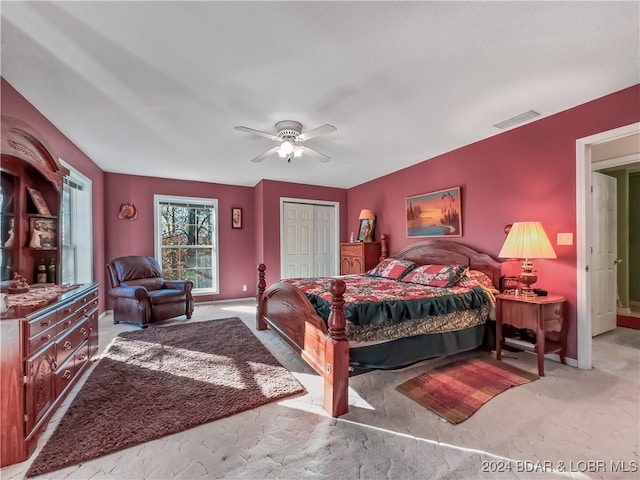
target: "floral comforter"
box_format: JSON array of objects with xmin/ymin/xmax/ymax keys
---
[{"xmin": 284, "ymin": 275, "xmax": 492, "ymax": 343}]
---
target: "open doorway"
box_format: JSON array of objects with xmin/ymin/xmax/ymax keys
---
[{"xmin": 576, "ymin": 123, "xmax": 640, "ymax": 370}]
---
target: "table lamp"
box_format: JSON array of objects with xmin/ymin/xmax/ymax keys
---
[{"xmin": 498, "ymin": 221, "xmax": 556, "ymax": 296}]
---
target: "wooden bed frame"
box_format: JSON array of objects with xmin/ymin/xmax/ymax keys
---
[{"xmin": 256, "ymin": 237, "xmax": 503, "ymax": 417}]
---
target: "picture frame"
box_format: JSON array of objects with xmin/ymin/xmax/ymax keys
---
[
  {"xmin": 405, "ymin": 186, "xmax": 462, "ymax": 238},
  {"xmin": 232, "ymin": 207, "xmax": 243, "ymax": 229},
  {"xmin": 358, "ymin": 218, "xmax": 375, "ymax": 242},
  {"xmin": 30, "ymin": 217, "xmax": 57, "ymax": 249},
  {"xmin": 27, "ymin": 188, "xmax": 51, "ymax": 216}
]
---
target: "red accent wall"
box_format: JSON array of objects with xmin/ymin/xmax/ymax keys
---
[
  {"xmin": 255, "ymin": 180, "xmax": 348, "ymax": 287},
  {"xmin": 104, "ymin": 173, "xmax": 255, "ymax": 304},
  {"xmin": 348, "ymin": 84, "xmax": 640, "ymax": 360},
  {"xmin": 1, "ymin": 78, "xmax": 108, "ymax": 312}
]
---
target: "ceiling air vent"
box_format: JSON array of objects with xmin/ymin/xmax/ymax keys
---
[{"xmin": 493, "ymin": 110, "xmax": 540, "ymax": 130}]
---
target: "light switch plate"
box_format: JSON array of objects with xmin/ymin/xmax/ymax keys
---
[{"xmin": 557, "ymin": 233, "xmax": 573, "ymax": 245}]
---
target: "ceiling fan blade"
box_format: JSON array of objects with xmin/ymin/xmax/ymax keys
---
[
  {"xmin": 300, "ymin": 146, "xmax": 331, "ymax": 162},
  {"xmin": 250, "ymin": 146, "xmax": 280, "ymax": 163},
  {"xmin": 234, "ymin": 126, "xmax": 279, "ymax": 141},
  {"xmin": 297, "ymin": 124, "xmax": 337, "ymax": 141}
]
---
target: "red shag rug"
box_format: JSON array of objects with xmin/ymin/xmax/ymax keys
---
[
  {"xmin": 26, "ymin": 317, "xmax": 305, "ymax": 477},
  {"xmin": 396, "ymin": 355, "xmax": 538, "ymax": 424}
]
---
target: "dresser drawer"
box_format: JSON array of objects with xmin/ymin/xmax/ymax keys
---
[
  {"xmin": 27, "ymin": 324, "xmax": 59, "ymax": 357},
  {"xmin": 54, "ymin": 355, "xmax": 78, "ymax": 398},
  {"xmin": 26, "ymin": 309, "xmax": 59, "ymax": 338},
  {"xmin": 340, "ymin": 244, "xmax": 364, "ymax": 257},
  {"xmin": 543, "ymin": 303, "xmax": 563, "ymax": 332},
  {"xmin": 55, "ymin": 319, "xmax": 89, "ymax": 366}
]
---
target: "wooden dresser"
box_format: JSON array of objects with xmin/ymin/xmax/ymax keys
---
[
  {"xmin": 340, "ymin": 242, "xmax": 382, "ymax": 274},
  {"xmin": 0, "ymin": 283, "xmax": 99, "ymax": 467}
]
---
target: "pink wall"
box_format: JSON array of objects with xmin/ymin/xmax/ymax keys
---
[
  {"xmin": 255, "ymin": 180, "xmax": 348, "ymax": 287},
  {"xmin": 104, "ymin": 173, "xmax": 255, "ymax": 304},
  {"xmin": 348, "ymin": 84, "xmax": 640, "ymax": 360},
  {"xmin": 1, "ymin": 78, "xmax": 108, "ymax": 312}
]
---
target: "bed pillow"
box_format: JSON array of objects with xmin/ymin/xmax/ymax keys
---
[
  {"xmin": 367, "ymin": 258, "xmax": 417, "ymax": 280},
  {"xmin": 400, "ymin": 264, "xmax": 468, "ymax": 288},
  {"xmin": 459, "ymin": 269, "xmax": 496, "ymax": 290}
]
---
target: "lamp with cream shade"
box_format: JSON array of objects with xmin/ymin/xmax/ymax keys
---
[{"xmin": 498, "ymin": 221, "xmax": 556, "ymax": 297}]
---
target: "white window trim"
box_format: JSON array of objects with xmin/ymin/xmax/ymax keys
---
[
  {"xmin": 153, "ymin": 194, "xmax": 219, "ymax": 295},
  {"xmin": 59, "ymin": 158, "xmax": 93, "ymax": 284}
]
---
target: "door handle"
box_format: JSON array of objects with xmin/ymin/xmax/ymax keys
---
[{"xmin": 614, "ymin": 259, "xmax": 622, "ymax": 265}]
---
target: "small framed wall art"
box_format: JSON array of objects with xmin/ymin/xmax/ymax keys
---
[
  {"xmin": 232, "ymin": 207, "xmax": 243, "ymax": 229},
  {"xmin": 405, "ymin": 186, "xmax": 462, "ymax": 238},
  {"xmin": 27, "ymin": 188, "xmax": 51, "ymax": 215},
  {"xmin": 30, "ymin": 217, "xmax": 57, "ymax": 248}
]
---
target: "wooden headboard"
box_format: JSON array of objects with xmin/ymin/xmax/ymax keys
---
[{"xmin": 394, "ymin": 239, "xmax": 503, "ymax": 289}]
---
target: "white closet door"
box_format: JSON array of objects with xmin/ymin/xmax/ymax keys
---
[{"xmin": 281, "ymin": 201, "xmax": 337, "ymax": 279}]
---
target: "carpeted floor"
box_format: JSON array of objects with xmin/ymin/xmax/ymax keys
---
[
  {"xmin": 396, "ymin": 354, "xmax": 538, "ymax": 424},
  {"xmin": 26, "ymin": 317, "xmax": 305, "ymax": 478}
]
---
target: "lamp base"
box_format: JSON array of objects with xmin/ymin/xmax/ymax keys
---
[{"xmin": 518, "ymin": 259, "xmax": 537, "ymax": 297}]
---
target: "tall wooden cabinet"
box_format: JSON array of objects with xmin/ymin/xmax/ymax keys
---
[
  {"xmin": 0, "ymin": 116, "xmax": 99, "ymax": 467},
  {"xmin": 1, "ymin": 116, "xmax": 68, "ymax": 285},
  {"xmin": 340, "ymin": 242, "xmax": 382, "ymax": 275}
]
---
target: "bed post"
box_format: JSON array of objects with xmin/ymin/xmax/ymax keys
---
[
  {"xmin": 256, "ymin": 263, "xmax": 267, "ymax": 330},
  {"xmin": 380, "ymin": 233, "xmax": 389, "ymax": 261},
  {"xmin": 324, "ymin": 279, "xmax": 349, "ymax": 417}
]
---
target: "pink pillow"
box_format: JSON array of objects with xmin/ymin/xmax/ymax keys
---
[
  {"xmin": 401, "ymin": 264, "xmax": 468, "ymax": 288},
  {"xmin": 367, "ymin": 258, "xmax": 417, "ymax": 279}
]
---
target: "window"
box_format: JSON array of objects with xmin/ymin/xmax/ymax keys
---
[
  {"xmin": 154, "ymin": 195, "xmax": 219, "ymax": 295},
  {"xmin": 60, "ymin": 161, "xmax": 92, "ymax": 285}
]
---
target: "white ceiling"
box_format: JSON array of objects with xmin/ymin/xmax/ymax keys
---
[{"xmin": 2, "ymin": 1, "xmax": 638, "ymax": 188}]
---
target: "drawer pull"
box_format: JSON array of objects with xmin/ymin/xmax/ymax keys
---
[
  {"xmin": 82, "ymin": 308, "xmax": 87, "ymax": 315},
  {"xmin": 41, "ymin": 319, "xmax": 52, "ymax": 327},
  {"xmin": 62, "ymin": 370, "xmax": 72, "ymax": 380},
  {"xmin": 42, "ymin": 334, "xmax": 51, "ymax": 342},
  {"xmin": 64, "ymin": 307, "xmax": 72, "ymax": 314},
  {"xmin": 63, "ymin": 340, "xmax": 73, "ymax": 351},
  {"xmin": 83, "ymin": 298, "xmax": 88, "ymax": 303},
  {"xmin": 80, "ymin": 328, "xmax": 87, "ymax": 336},
  {"xmin": 79, "ymin": 353, "xmax": 87, "ymax": 361}
]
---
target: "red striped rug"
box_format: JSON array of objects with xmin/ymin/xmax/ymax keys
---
[
  {"xmin": 617, "ymin": 315, "xmax": 640, "ymax": 330},
  {"xmin": 396, "ymin": 355, "xmax": 538, "ymax": 424}
]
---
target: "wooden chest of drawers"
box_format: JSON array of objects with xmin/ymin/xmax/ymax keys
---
[
  {"xmin": 340, "ymin": 242, "xmax": 382, "ymax": 275},
  {"xmin": 1, "ymin": 283, "xmax": 99, "ymax": 467}
]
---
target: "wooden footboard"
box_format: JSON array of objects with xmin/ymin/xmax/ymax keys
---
[{"xmin": 257, "ymin": 264, "xmax": 349, "ymax": 417}]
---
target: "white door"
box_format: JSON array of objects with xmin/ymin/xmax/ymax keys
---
[
  {"xmin": 314, "ymin": 205, "xmax": 336, "ymax": 276},
  {"xmin": 283, "ymin": 202, "xmax": 314, "ymax": 278},
  {"xmin": 591, "ymin": 171, "xmax": 618, "ymax": 336},
  {"xmin": 281, "ymin": 201, "xmax": 337, "ymax": 279}
]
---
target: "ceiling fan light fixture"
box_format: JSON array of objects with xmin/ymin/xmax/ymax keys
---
[
  {"xmin": 293, "ymin": 146, "xmax": 304, "ymax": 157},
  {"xmin": 278, "ymin": 140, "xmax": 294, "ymax": 158}
]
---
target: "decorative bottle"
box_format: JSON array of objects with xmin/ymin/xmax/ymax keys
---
[
  {"xmin": 47, "ymin": 259, "xmax": 56, "ymax": 284},
  {"xmin": 36, "ymin": 260, "xmax": 47, "ymax": 283}
]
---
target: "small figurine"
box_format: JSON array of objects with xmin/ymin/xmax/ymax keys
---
[
  {"xmin": 30, "ymin": 227, "xmax": 43, "ymax": 248},
  {"xmin": 8, "ymin": 272, "xmax": 30, "ymax": 294},
  {"xmin": 4, "ymin": 227, "xmax": 14, "ymax": 247}
]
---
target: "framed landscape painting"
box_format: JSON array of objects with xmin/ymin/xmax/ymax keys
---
[{"xmin": 406, "ymin": 186, "xmax": 462, "ymax": 238}]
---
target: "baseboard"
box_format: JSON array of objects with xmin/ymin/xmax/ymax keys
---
[{"xmin": 617, "ymin": 307, "xmax": 632, "ymax": 315}]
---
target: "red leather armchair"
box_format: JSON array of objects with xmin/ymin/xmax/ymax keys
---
[{"xmin": 106, "ymin": 256, "xmax": 194, "ymax": 327}]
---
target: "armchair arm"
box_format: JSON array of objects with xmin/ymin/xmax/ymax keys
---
[
  {"xmin": 108, "ymin": 285, "xmax": 149, "ymax": 302},
  {"xmin": 164, "ymin": 280, "xmax": 194, "ymax": 293}
]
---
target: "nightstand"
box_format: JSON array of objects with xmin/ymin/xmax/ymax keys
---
[
  {"xmin": 495, "ymin": 293, "xmax": 567, "ymax": 376},
  {"xmin": 340, "ymin": 242, "xmax": 381, "ymax": 274}
]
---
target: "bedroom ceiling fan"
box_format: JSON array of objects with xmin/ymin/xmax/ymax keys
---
[{"xmin": 234, "ymin": 120, "xmax": 336, "ymax": 163}]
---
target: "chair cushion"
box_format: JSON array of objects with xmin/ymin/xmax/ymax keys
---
[
  {"xmin": 121, "ymin": 278, "xmax": 165, "ymax": 291},
  {"xmin": 148, "ymin": 289, "xmax": 187, "ymax": 305},
  {"xmin": 113, "ymin": 256, "xmax": 163, "ymax": 282}
]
